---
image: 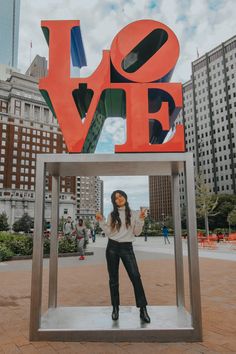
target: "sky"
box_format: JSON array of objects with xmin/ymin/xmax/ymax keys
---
[{"xmin": 17, "ymin": 0, "xmax": 236, "ymax": 216}]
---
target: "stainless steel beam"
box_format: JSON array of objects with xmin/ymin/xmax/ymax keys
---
[
  {"xmin": 29, "ymin": 156, "xmax": 45, "ymax": 340},
  {"xmin": 48, "ymin": 176, "xmax": 60, "ymax": 308},
  {"xmin": 172, "ymin": 173, "xmax": 185, "ymax": 308},
  {"xmin": 185, "ymin": 154, "xmax": 202, "ymax": 340},
  {"xmin": 44, "ymin": 153, "xmax": 185, "ymax": 177}
]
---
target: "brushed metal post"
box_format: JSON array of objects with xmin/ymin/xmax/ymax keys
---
[
  {"xmin": 172, "ymin": 172, "xmax": 185, "ymax": 308},
  {"xmin": 185, "ymin": 154, "xmax": 202, "ymax": 340},
  {"xmin": 29, "ymin": 156, "xmax": 45, "ymax": 340},
  {"xmin": 48, "ymin": 175, "xmax": 59, "ymax": 308}
]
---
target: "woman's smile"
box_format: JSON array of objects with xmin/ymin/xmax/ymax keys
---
[{"xmin": 115, "ymin": 193, "xmax": 126, "ymax": 207}]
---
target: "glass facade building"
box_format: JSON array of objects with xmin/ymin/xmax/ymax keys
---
[{"xmin": 0, "ymin": 0, "xmax": 20, "ymax": 68}]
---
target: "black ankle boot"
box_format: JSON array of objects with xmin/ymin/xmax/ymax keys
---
[
  {"xmin": 140, "ymin": 306, "xmax": 151, "ymax": 323},
  {"xmin": 112, "ymin": 306, "xmax": 119, "ymax": 320}
]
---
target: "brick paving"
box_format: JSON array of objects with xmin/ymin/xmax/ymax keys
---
[{"xmin": 0, "ymin": 239, "xmax": 236, "ymax": 353}]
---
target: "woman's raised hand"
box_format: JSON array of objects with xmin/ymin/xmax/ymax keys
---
[
  {"xmin": 139, "ymin": 208, "xmax": 147, "ymax": 220},
  {"xmin": 95, "ymin": 212, "xmax": 103, "ymax": 221}
]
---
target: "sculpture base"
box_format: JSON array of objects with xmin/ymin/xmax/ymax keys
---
[{"xmin": 34, "ymin": 305, "xmax": 199, "ymax": 342}]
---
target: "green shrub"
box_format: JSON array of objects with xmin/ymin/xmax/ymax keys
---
[
  {"xmin": 43, "ymin": 238, "xmax": 50, "ymax": 255},
  {"xmin": 0, "ymin": 232, "xmax": 80, "ymax": 258},
  {"xmin": 0, "ymin": 245, "xmax": 13, "ymax": 261},
  {"xmin": 0, "ymin": 212, "xmax": 9, "ymax": 231},
  {"xmin": 9, "ymin": 235, "xmax": 33, "ymax": 255},
  {"xmin": 12, "ymin": 213, "xmax": 34, "ymax": 233},
  {"xmin": 0, "ymin": 231, "xmax": 14, "ymax": 241},
  {"xmin": 58, "ymin": 237, "xmax": 77, "ymax": 253},
  {"xmin": 0, "ymin": 232, "xmax": 33, "ymax": 256}
]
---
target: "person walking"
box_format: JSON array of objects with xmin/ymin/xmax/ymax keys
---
[
  {"xmin": 91, "ymin": 228, "xmax": 96, "ymax": 242},
  {"xmin": 96, "ymin": 190, "xmax": 150, "ymax": 323},
  {"xmin": 75, "ymin": 218, "xmax": 87, "ymax": 260},
  {"xmin": 63, "ymin": 216, "xmax": 74, "ymax": 238},
  {"xmin": 162, "ymin": 225, "xmax": 170, "ymax": 244}
]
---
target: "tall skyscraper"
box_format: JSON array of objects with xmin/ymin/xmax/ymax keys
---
[
  {"xmin": 178, "ymin": 34, "xmax": 236, "ymax": 203},
  {"xmin": 25, "ymin": 55, "xmax": 47, "ymax": 79},
  {"xmin": 149, "ymin": 34, "xmax": 236, "ymax": 214},
  {"xmin": 0, "ymin": 0, "xmax": 20, "ymax": 68},
  {"xmin": 149, "ymin": 176, "xmax": 172, "ymax": 222},
  {"xmin": 76, "ymin": 176, "xmax": 104, "ymax": 220}
]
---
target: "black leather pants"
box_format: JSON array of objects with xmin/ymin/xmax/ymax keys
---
[{"xmin": 106, "ymin": 239, "xmax": 147, "ymax": 308}]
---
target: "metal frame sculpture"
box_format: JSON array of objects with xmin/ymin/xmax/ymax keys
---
[{"xmin": 29, "ymin": 19, "xmax": 202, "ymax": 342}]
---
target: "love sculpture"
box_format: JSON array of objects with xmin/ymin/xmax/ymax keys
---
[
  {"xmin": 30, "ymin": 19, "xmax": 202, "ymax": 343},
  {"xmin": 40, "ymin": 19, "xmax": 185, "ymax": 153}
]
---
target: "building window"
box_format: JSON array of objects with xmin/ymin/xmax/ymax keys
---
[
  {"xmin": 25, "ymin": 103, "xmax": 30, "ymax": 118},
  {"xmin": 0, "ymin": 100, "xmax": 8, "ymax": 113},
  {"xmin": 14, "ymin": 100, "xmax": 21, "ymax": 116},
  {"xmin": 34, "ymin": 106, "xmax": 40, "ymax": 121},
  {"xmin": 44, "ymin": 108, "xmax": 49, "ymax": 123}
]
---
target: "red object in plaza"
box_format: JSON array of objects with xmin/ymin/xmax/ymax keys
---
[{"xmin": 39, "ymin": 19, "xmax": 185, "ymax": 153}]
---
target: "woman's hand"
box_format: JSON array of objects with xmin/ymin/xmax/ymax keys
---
[
  {"xmin": 139, "ymin": 210, "xmax": 146, "ymax": 220},
  {"xmin": 95, "ymin": 212, "xmax": 103, "ymax": 221}
]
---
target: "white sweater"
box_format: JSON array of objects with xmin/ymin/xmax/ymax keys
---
[{"xmin": 99, "ymin": 207, "xmax": 144, "ymax": 242}]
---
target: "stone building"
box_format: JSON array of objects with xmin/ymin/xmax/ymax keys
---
[{"xmin": 0, "ymin": 71, "xmax": 76, "ymax": 229}]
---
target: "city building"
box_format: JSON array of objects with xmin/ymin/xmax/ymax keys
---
[
  {"xmin": 0, "ymin": 68, "xmax": 104, "ymax": 228},
  {"xmin": 77, "ymin": 176, "xmax": 103, "ymax": 220},
  {"xmin": 149, "ymin": 176, "xmax": 172, "ymax": 222},
  {"xmin": 178, "ymin": 34, "xmax": 236, "ymax": 203},
  {"xmin": 0, "ymin": 0, "xmax": 20, "ymax": 68},
  {"xmin": 0, "ymin": 64, "xmax": 20, "ymax": 81},
  {"xmin": 25, "ymin": 55, "xmax": 47, "ymax": 79},
  {"xmin": 149, "ymin": 34, "xmax": 236, "ymax": 215},
  {"xmin": 0, "ymin": 71, "xmax": 77, "ymax": 229}
]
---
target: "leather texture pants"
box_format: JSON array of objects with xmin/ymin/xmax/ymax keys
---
[{"xmin": 106, "ymin": 238, "xmax": 148, "ymax": 308}]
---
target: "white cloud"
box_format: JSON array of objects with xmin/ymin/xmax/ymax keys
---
[{"xmin": 18, "ymin": 0, "xmax": 236, "ymax": 81}]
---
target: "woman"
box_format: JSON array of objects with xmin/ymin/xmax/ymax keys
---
[
  {"xmin": 96, "ymin": 190, "xmax": 150, "ymax": 323},
  {"xmin": 75, "ymin": 218, "xmax": 86, "ymax": 260}
]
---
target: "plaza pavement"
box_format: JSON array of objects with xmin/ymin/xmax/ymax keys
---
[{"xmin": 0, "ymin": 236, "xmax": 236, "ymax": 353}]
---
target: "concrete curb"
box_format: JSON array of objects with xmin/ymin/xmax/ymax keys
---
[{"xmin": 9, "ymin": 251, "xmax": 94, "ymax": 261}]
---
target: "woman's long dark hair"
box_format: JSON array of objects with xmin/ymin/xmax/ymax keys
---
[{"xmin": 110, "ymin": 190, "xmax": 131, "ymax": 231}]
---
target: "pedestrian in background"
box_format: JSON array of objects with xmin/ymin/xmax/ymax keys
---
[
  {"xmin": 162, "ymin": 225, "xmax": 170, "ymax": 244},
  {"xmin": 63, "ymin": 216, "xmax": 74, "ymax": 238},
  {"xmin": 75, "ymin": 218, "xmax": 87, "ymax": 260}
]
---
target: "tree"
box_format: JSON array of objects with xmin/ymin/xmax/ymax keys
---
[
  {"xmin": 227, "ymin": 208, "xmax": 236, "ymax": 234},
  {"xmin": 59, "ymin": 216, "xmax": 66, "ymax": 232},
  {"xmin": 210, "ymin": 194, "xmax": 236, "ymax": 229},
  {"xmin": 84, "ymin": 217, "xmax": 92, "ymax": 230},
  {"xmin": 0, "ymin": 212, "xmax": 9, "ymax": 231},
  {"xmin": 195, "ymin": 175, "xmax": 218, "ymax": 237},
  {"xmin": 13, "ymin": 213, "xmax": 34, "ymax": 233}
]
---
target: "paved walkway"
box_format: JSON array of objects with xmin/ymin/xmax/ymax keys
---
[{"xmin": 0, "ymin": 236, "xmax": 236, "ymax": 353}]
